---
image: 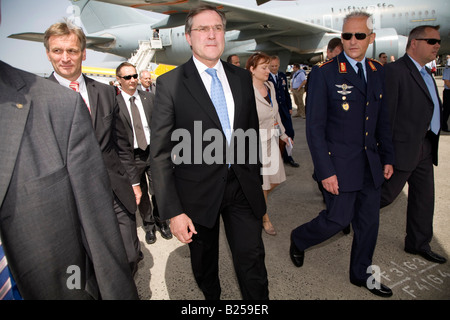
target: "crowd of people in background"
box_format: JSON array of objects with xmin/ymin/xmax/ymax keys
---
[{"xmin": 1, "ymin": 4, "xmax": 448, "ymax": 301}]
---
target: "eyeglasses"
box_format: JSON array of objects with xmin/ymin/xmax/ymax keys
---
[
  {"xmin": 416, "ymin": 38, "xmax": 441, "ymax": 45},
  {"xmin": 341, "ymin": 32, "xmax": 372, "ymax": 40},
  {"xmin": 119, "ymin": 74, "xmax": 138, "ymax": 80},
  {"xmin": 191, "ymin": 25, "xmax": 224, "ymax": 33}
]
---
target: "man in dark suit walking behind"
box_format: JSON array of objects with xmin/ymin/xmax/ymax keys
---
[
  {"xmin": 116, "ymin": 62, "xmax": 172, "ymax": 244},
  {"xmin": 381, "ymin": 25, "xmax": 447, "ymax": 264},
  {"xmin": 44, "ymin": 21, "xmax": 143, "ymax": 275},
  {"xmin": 268, "ymin": 55, "xmax": 299, "ymax": 168},
  {"xmin": 150, "ymin": 4, "xmax": 268, "ymax": 300},
  {"xmin": 290, "ymin": 11, "xmax": 395, "ymax": 297}
]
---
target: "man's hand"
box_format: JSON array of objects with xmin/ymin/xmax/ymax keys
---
[
  {"xmin": 170, "ymin": 213, "xmax": 197, "ymax": 244},
  {"xmin": 383, "ymin": 164, "xmax": 394, "ymax": 180},
  {"xmin": 322, "ymin": 175, "xmax": 339, "ymax": 195},
  {"xmin": 133, "ymin": 185, "xmax": 142, "ymax": 205}
]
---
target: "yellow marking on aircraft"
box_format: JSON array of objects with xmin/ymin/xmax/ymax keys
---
[{"xmin": 82, "ymin": 66, "xmax": 116, "ymax": 77}]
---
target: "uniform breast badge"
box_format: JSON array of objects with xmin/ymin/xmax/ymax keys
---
[
  {"xmin": 336, "ymin": 84, "xmax": 353, "ymax": 111},
  {"xmin": 336, "ymin": 83, "xmax": 353, "ymax": 95}
]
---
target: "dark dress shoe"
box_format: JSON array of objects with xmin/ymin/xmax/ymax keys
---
[
  {"xmin": 158, "ymin": 222, "xmax": 173, "ymax": 240},
  {"xmin": 290, "ymin": 233, "xmax": 304, "ymax": 267},
  {"xmin": 405, "ymin": 248, "xmax": 447, "ymax": 264},
  {"xmin": 145, "ymin": 227, "xmax": 156, "ymax": 244},
  {"xmin": 342, "ymin": 225, "xmax": 351, "ymax": 235},
  {"xmin": 352, "ymin": 280, "xmax": 393, "ymax": 298},
  {"xmin": 288, "ymin": 160, "xmax": 300, "ymax": 168}
]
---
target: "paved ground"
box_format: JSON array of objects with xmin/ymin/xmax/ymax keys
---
[{"xmin": 134, "ymin": 79, "xmax": 450, "ymax": 301}]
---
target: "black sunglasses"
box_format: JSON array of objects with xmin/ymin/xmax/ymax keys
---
[
  {"xmin": 416, "ymin": 38, "xmax": 441, "ymax": 45},
  {"xmin": 341, "ymin": 32, "xmax": 372, "ymax": 40},
  {"xmin": 119, "ymin": 73, "xmax": 138, "ymax": 80}
]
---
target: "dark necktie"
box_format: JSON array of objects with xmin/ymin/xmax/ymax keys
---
[
  {"xmin": 356, "ymin": 62, "xmax": 366, "ymax": 92},
  {"xmin": 130, "ymin": 96, "xmax": 148, "ymax": 150},
  {"xmin": 356, "ymin": 62, "xmax": 365, "ymax": 83}
]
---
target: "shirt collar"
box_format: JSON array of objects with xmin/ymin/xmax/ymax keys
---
[
  {"xmin": 343, "ymin": 51, "xmax": 366, "ymax": 72},
  {"xmin": 53, "ymin": 72, "xmax": 85, "ymax": 88},
  {"xmin": 120, "ymin": 89, "xmax": 140, "ymax": 102},
  {"xmin": 193, "ymin": 56, "xmax": 223, "ymax": 75},
  {"xmin": 408, "ymin": 54, "xmax": 425, "ymax": 72}
]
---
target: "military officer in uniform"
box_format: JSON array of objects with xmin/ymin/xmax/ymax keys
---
[{"xmin": 289, "ymin": 11, "xmax": 395, "ymax": 298}]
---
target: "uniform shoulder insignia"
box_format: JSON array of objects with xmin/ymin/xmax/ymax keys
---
[
  {"xmin": 318, "ymin": 59, "xmax": 334, "ymax": 68},
  {"xmin": 368, "ymin": 58, "xmax": 383, "ymax": 66}
]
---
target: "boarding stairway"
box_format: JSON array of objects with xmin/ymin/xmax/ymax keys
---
[{"xmin": 128, "ymin": 38, "xmax": 163, "ymax": 73}]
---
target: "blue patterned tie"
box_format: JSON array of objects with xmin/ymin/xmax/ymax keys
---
[
  {"xmin": 420, "ymin": 67, "xmax": 441, "ymax": 134},
  {"xmin": 1, "ymin": 240, "xmax": 18, "ymax": 300},
  {"xmin": 205, "ymin": 68, "xmax": 231, "ymax": 144}
]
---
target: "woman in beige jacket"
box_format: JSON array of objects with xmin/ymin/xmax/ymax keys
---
[{"xmin": 246, "ymin": 52, "xmax": 293, "ymax": 235}]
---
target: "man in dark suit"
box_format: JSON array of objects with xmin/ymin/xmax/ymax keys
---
[
  {"xmin": 290, "ymin": 12, "xmax": 395, "ymax": 297},
  {"xmin": 0, "ymin": 60, "xmax": 138, "ymax": 299},
  {"xmin": 381, "ymin": 25, "xmax": 447, "ymax": 264},
  {"xmin": 116, "ymin": 62, "xmax": 172, "ymax": 244},
  {"xmin": 150, "ymin": 4, "xmax": 268, "ymax": 300},
  {"xmin": 268, "ymin": 55, "xmax": 299, "ymax": 168},
  {"xmin": 44, "ymin": 22, "xmax": 143, "ymax": 275}
]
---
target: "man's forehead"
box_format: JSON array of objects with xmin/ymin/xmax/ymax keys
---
[{"xmin": 48, "ymin": 34, "xmax": 80, "ymax": 46}]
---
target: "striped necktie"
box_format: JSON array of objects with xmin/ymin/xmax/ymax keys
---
[
  {"xmin": 205, "ymin": 68, "xmax": 231, "ymax": 144},
  {"xmin": 1, "ymin": 240, "xmax": 21, "ymax": 300},
  {"xmin": 69, "ymin": 81, "xmax": 91, "ymax": 113}
]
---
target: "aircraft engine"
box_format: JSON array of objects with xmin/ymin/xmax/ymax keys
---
[{"xmin": 367, "ymin": 28, "xmax": 408, "ymax": 61}]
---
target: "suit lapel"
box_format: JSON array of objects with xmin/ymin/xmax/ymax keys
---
[
  {"xmin": 403, "ymin": 55, "xmax": 433, "ymax": 103},
  {"xmin": 138, "ymin": 91, "xmax": 152, "ymax": 124},
  {"xmin": 83, "ymin": 75, "xmax": 98, "ymax": 126},
  {"xmin": 223, "ymin": 63, "xmax": 240, "ymax": 129},
  {"xmin": 0, "ymin": 63, "xmax": 32, "ymax": 204},
  {"xmin": 116, "ymin": 93, "xmax": 133, "ymax": 130}
]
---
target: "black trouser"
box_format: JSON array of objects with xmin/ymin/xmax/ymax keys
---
[{"xmin": 188, "ymin": 168, "xmax": 269, "ymax": 300}]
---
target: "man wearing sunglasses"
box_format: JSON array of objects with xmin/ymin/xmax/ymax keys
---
[
  {"xmin": 116, "ymin": 62, "xmax": 173, "ymax": 245},
  {"xmin": 381, "ymin": 25, "xmax": 447, "ymax": 265},
  {"xmin": 45, "ymin": 22, "xmax": 144, "ymax": 277},
  {"xmin": 290, "ymin": 11, "xmax": 395, "ymax": 298}
]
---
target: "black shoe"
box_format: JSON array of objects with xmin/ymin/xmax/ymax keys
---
[
  {"xmin": 351, "ymin": 280, "xmax": 393, "ymax": 298},
  {"xmin": 405, "ymin": 248, "xmax": 447, "ymax": 264},
  {"xmin": 290, "ymin": 233, "xmax": 304, "ymax": 267},
  {"xmin": 158, "ymin": 221, "xmax": 173, "ymax": 240},
  {"xmin": 145, "ymin": 227, "xmax": 156, "ymax": 244},
  {"xmin": 288, "ymin": 160, "xmax": 300, "ymax": 168},
  {"xmin": 343, "ymin": 225, "xmax": 351, "ymax": 235}
]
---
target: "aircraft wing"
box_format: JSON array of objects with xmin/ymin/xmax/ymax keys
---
[
  {"xmin": 94, "ymin": 0, "xmax": 340, "ymax": 36},
  {"xmin": 8, "ymin": 32, "xmax": 116, "ymax": 49}
]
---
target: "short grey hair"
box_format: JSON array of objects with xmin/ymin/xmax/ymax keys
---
[{"xmin": 343, "ymin": 11, "xmax": 373, "ymax": 32}]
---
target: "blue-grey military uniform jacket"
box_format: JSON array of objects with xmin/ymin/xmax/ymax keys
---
[{"xmin": 306, "ymin": 51, "xmax": 394, "ymax": 192}]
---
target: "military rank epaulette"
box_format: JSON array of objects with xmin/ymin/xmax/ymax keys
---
[
  {"xmin": 317, "ymin": 59, "xmax": 334, "ymax": 68},
  {"xmin": 368, "ymin": 58, "xmax": 383, "ymax": 71}
]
